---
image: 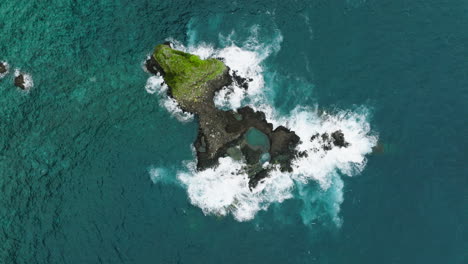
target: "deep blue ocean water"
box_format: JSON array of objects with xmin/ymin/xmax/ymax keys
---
[{"xmin": 1, "ymin": 0, "xmax": 466, "ymax": 263}]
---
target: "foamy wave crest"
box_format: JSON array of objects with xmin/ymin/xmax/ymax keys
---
[
  {"xmin": 213, "ymin": 46, "xmax": 265, "ymax": 109},
  {"xmin": 0, "ymin": 61, "xmax": 9, "ymax": 79},
  {"xmin": 145, "ymin": 75, "xmax": 194, "ymax": 122},
  {"xmin": 178, "ymin": 157, "xmax": 294, "ymax": 221},
  {"xmin": 278, "ymin": 107, "xmax": 377, "ymax": 189}
]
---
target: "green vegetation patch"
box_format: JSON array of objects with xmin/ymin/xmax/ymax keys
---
[{"xmin": 153, "ymin": 44, "xmax": 226, "ymax": 102}]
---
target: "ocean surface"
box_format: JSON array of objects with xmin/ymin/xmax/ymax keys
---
[{"xmin": 1, "ymin": 0, "xmax": 466, "ymax": 263}]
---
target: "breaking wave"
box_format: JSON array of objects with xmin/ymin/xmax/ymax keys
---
[
  {"xmin": 178, "ymin": 157, "xmax": 294, "ymax": 221},
  {"xmin": 145, "ymin": 28, "xmax": 377, "ymax": 224},
  {"xmin": 276, "ymin": 107, "xmax": 377, "ymax": 189}
]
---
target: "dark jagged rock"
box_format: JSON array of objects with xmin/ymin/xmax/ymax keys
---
[
  {"xmin": 331, "ymin": 130, "xmax": 349, "ymax": 147},
  {"xmin": 231, "ymin": 70, "xmax": 252, "ymax": 89},
  {"xmin": 297, "ymin": 151, "xmax": 308, "ymax": 158},
  {"xmin": 146, "ymin": 43, "xmax": 300, "ymax": 189},
  {"xmin": 145, "ymin": 55, "xmax": 164, "ymax": 75},
  {"xmin": 14, "ymin": 74, "xmax": 26, "ymax": 90},
  {"xmin": 0, "ymin": 62, "xmax": 7, "ymax": 74},
  {"xmin": 310, "ymin": 130, "xmax": 350, "ymax": 152},
  {"xmin": 310, "ymin": 133, "xmax": 319, "ymax": 141},
  {"xmin": 248, "ymin": 169, "xmax": 268, "ymax": 190}
]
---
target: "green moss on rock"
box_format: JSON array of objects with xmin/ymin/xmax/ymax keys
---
[{"xmin": 153, "ymin": 44, "xmax": 226, "ymax": 102}]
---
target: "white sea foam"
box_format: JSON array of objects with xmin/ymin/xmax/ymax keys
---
[
  {"xmin": 0, "ymin": 61, "xmax": 9, "ymax": 79},
  {"xmin": 145, "ymin": 74, "xmax": 164, "ymax": 94},
  {"xmin": 276, "ymin": 107, "xmax": 377, "ymax": 189},
  {"xmin": 145, "ymin": 74, "xmax": 194, "ymax": 122},
  {"xmin": 149, "ymin": 167, "xmax": 166, "ymax": 184},
  {"xmin": 148, "ymin": 166, "xmax": 180, "ymax": 185},
  {"xmin": 147, "ymin": 29, "xmax": 377, "ymax": 224},
  {"xmin": 213, "ymin": 46, "xmax": 265, "ymax": 109},
  {"xmin": 14, "ymin": 69, "xmax": 34, "ymax": 90},
  {"xmin": 297, "ymin": 174, "xmax": 344, "ymax": 226},
  {"xmin": 178, "ymin": 157, "xmax": 294, "ymax": 221}
]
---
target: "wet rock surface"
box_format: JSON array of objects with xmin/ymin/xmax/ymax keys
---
[
  {"xmin": 310, "ymin": 130, "xmax": 350, "ymax": 151},
  {"xmin": 0, "ymin": 62, "xmax": 7, "ymax": 74},
  {"xmin": 331, "ymin": 130, "xmax": 350, "ymax": 148},
  {"xmin": 14, "ymin": 74, "xmax": 26, "ymax": 89},
  {"xmin": 231, "ymin": 70, "xmax": 252, "ymax": 89},
  {"xmin": 193, "ymin": 106, "xmax": 300, "ymax": 189}
]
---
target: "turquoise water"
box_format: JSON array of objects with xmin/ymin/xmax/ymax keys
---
[{"xmin": 1, "ymin": 0, "xmax": 466, "ymax": 263}]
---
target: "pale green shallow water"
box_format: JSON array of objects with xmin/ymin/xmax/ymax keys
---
[{"xmin": 1, "ymin": 0, "xmax": 467, "ymax": 263}]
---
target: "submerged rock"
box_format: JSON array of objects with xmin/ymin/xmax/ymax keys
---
[{"xmin": 372, "ymin": 142, "xmax": 385, "ymax": 154}]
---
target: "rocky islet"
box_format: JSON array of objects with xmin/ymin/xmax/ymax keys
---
[{"xmin": 146, "ymin": 43, "xmax": 350, "ymax": 189}]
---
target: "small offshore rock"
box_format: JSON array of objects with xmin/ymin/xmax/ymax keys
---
[
  {"xmin": 0, "ymin": 62, "xmax": 7, "ymax": 74},
  {"xmin": 14, "ymin": 74, "xmax": 26, "ymax": 89},
  {"xmin": 0, "ymin": 62, "xmax": 9, "ymax": 79},
  {"xmin": 310, "ymin": 130, "xmax": 350, "ymax": 151},
  {"xmin": 13, "ymin": 69, "xmax": 33, "ymax": 90},
  {"xmin": 331, "ymin": 130, "xmax": 350, "ymax": 147}
]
